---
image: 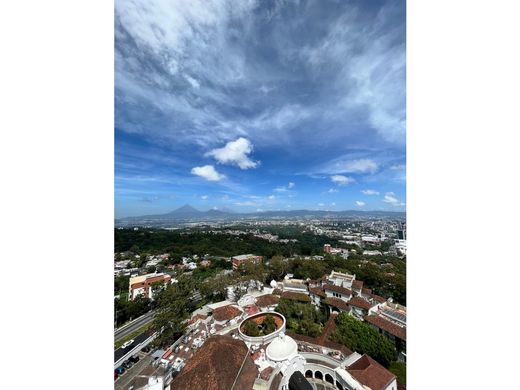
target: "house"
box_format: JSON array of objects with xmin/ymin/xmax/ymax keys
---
[
  {"xmin": 323, "ymin": 284, "xmax": 353, "ymax": 302},
  {"xmin": 327, "ymin": 270, "xmax": 356, "ymax": 289}
]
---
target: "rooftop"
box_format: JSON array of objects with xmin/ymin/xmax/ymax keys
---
[
  {"xmin": 364, "ymin": 314, "xmax": 406, "ymax": 341},
  {"xmin": 170, "ymin": 335, "xmax": 258, "ymax": 390},
  {"xmin": 280, "ymin": 291, "xmax": 311, "ymax": 303},
  {"xmin": 212, "ymin": 304, "xmax": 243, "ymax": 322},
  {"xmin": 347, "ymin": 354, "xmax": 396, "ymax": 390},
  {"xmin": 323, "ymin": 284, "xmax": 352, "ymax": 296}
]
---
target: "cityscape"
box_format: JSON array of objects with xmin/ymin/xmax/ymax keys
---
[{"xmin": 115, "ymin": 0, "xmax": 406, "ymax": 389}]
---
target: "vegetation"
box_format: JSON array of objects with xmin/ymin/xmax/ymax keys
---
[
  {"xmin": 115, "ymin": 322, "xmax": 154, "ymax": 349},
  {"xmin": 115, "ymin": 295, "xmax": 153, "ymax": 327},
  {"xmin": 277, "ymin": 298, "xmax": 326, "ymax": 338},
  {"xmin": 242, "ymin": 315, "xmax": 278, "ymax": 337},
  {"xmin": 151, "ymin": 276, "xmax": 194, "ymax": 348},
  {"xmin": 331, "ymin": 313, "xmax": 397, "ymax": 367},
  {"xmin": 389, "ymin": 361, "xmax": 406, "ymax": 385}
]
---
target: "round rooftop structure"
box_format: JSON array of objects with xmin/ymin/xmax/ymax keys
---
[
  {"xmin": 238, "ymin": 312, "xmax": 286, "ymax": 346},
  {"xmin": 266, "ymin": 332, "xmax": 298, "ymax": 362}
]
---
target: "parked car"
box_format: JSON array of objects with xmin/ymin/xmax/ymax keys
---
[
  {"xmin": 121, "ymin": 339, "xmax": 134, "ymax": 349},
  {"xmin": 123, "ymin": 360, "xmax": 133, "ymax": 369},
  {"xmin": 130, "ymin": 356, "xmax": 140, "ymax": 363},
  {"xmin": 114, "ymin": 371, "xmax": 118, "ymax": 381},
  {"xmin": 115, "ymin": 367, "xmax": 125, "ymax": 375}
]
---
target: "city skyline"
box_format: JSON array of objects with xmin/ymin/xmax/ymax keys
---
[{"xmin": 115, "ymin": 0, "xmax": 405, "ymax": 218}]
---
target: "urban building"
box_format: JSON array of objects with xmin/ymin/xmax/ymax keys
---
[
  {"xmin": 232, "ymin": 254, "xmax": 263, "ymax": 270},
  {"xmin": 128, "ymin": 272, "xmax": 172, "ymax": 301}
]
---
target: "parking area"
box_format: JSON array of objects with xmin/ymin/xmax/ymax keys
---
[{"xmin": 114, "ymin": 351, "xmax": 152, "ymax": 390}]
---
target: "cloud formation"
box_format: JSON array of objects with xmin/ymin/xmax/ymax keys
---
[
  {"xmin": 205, "ymin": 137, "xmax": 258, "ymax": 169},
  {"xmin": 356, "ymin": 201, "xmax": 365, "ymax": 207},
  {"xmin": 362, "ymin": 189, "xmax": 380, "ymax": 195},
  {"xmin": 331, "ymin": 175, "xmax": 354, "ymax": 186},
  {"xmin": 191, "ymin": 165, "xmax": 226, "ymax": 181}
]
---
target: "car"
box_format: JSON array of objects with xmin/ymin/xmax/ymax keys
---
[
  {"xmin": 142, "ymin": 346, "xmax": 150, "ymax": 353},
  {"xmin": 121, "ymin": 339, "xmax": 134, "ymax": 349},
  {"xmin": 114, "ymin": 371, "xmax": 118, "ymax": 381},
  {"xmin": 115, "ymin": 367, "xmax": 125, "ymax": 375},
  {"xmin": 130, "ymin": 356, "xmax": 140, "ymax": 363},
  {"xmin": 123, "ymin": 360, "xmax": 133, "ymax": 369}
]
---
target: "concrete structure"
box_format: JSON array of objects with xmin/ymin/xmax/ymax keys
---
[
  {"xmin": 232, "ymin": 254, "xmax": 263, "ymax": 270},
  {"xmin": 128, "ymin": 273, "xmax": 172, "ymax": 301}
]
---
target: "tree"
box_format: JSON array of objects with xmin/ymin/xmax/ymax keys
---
[
  {"xmin": 152, "ymin": 276, "xmax": 194, "ymax": 348},
  {"xmin": 263, "ymin": 315, "xmax": 276, "ymax": 334},
  {"xmin": 331, "ymin": 313, "xmax": 397, "ymax": 367},
  {"xmin": 243, "ymin": 320, "xmax": 260, "ymax": 337}
]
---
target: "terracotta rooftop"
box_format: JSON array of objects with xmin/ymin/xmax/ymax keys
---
[
  {"xmin": 322, "ymin": 297, "xmax": 350, "ymax": 311},
  {"xmin": 364, "ymin": 314, "xmax": 406, "ymax": 341},
  {"xmin": 170, "ymin": 335, "xmax": 258, "ymax": 390},
  {"xmin": 308, "ymin": 287, "xmax": 326, "ymax": 298},
  {"xmin": 255, "ymin": 294, "xmax": 280, "ymax": 307},
  {"xmin": 188, "ymin": 314, "xmax": 208, "ymax": 325},
  {"xmin": 212, "ymin": 304, "xmax": 243, "ymax": 322},
  {"xmin": 371, "ymin": 294, "xmax": 387, "ymax": 304},
  {"xmin": 347, "ymin": 354, "xmax": 396, "ymax": 390},
  {"xmin": 362, "ymin": 287, "xmax": 373, "ymax": 295},
  {"xmin": 352, "ymin": 280, "xmax": 364, "ymax": 289},
  {"xmin": 324, "ymin": 284, "xmax": 352, "ymax": 296},
  {"xmin": 280, "ymin": 291, "xmax": 311, "ymax": 302},
  {"xmin": 348, "ymin": 296, "xmax": 373, "ymax": 310}
]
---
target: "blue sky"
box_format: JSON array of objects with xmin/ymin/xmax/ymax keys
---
[{"xmin": 115, "ymin": 0, "xmax": 405, "ymax": 218}]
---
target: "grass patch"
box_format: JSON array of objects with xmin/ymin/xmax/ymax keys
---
[
  {"xmin": 114, "ymin": 322, "xmax": 154, "ymax": 350},
  {"xmin": 389, "ymin": 361, "xmax": 406, "ymax": 385}
]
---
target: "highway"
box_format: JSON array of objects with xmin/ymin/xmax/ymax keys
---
[
  {"xmin": 115, "ymin": 310, "xmax": 155, "ymax": 342},
  {"xmin": 114, "ymin": 329, "xmax": 154, "ymax": 363}
]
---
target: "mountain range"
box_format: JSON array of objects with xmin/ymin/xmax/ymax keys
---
[{"xmin": 116, "ymin": 204, "xmax": 405, "ymax": 225}]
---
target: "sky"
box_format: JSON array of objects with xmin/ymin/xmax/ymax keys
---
[{"xmin": 115, "ymin": 0, "xmax": 405, "ymax": 218}]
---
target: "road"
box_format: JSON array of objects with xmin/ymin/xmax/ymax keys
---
[
  {"xmin": 115, "ymin": 311, "xmax": 155, "ymax": 342},
  {"xmin": 115, "ymin": 330, "xmax": 154, "ymax": 363}
]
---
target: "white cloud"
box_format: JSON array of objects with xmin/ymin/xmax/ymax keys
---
[
  {"xmin": 331, "ymin": 202, "xmax": 336, "ymax": 206},
  {"xmin": 335, "ymin": 159, "xmax": 379, "ymax": 174},
  {"xmin": 331, "ymin": 175, "xmax": 354, "ymax": 186},
  {"xmin": 201, "ymin": 195, "xmax": 208, "ymax": 200},
  {"xmin": 383, "ymin": 192, "xmax": 404, "ymax": 206},
  {"xmin": 185, "ymin": 74, "xmax": 200, "ymax": 89},
  {"xmin": 221, "ymin": 194, "xmax": 230, "ymax": 201},
  {"xmin": 318, "ymin": 203, "xmax": 325, "ymax": 207},
  {"xmin": 328, "ymin": 188, "xmax": 339, "ymax": 193},
  {"xmin": 361, "ymin": 189, "xmax": 379, "ymax": 195},
  {"xmin": 205, "ymin": 137, "xmax": 258, "ymax": 169},
  {"xmin": 274, "ymin": 182, "xmax": 296, "ymax": 192},
  {"xmin": 268, "ymin": 195, "xmax": 276, "ymax": 200},
  {"xmin": 356, "ymin": 201, "xmax": 365, "ymax": 207},
  {"xmin": 191, "ymin": 165, "xmax": 225, "ymax": 181}
]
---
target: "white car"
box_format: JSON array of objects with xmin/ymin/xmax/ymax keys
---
[{"xmin": 121, "ymin": 340, "xmax": 134, "ymax": 349}]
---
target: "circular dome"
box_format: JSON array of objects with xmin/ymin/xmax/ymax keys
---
[{"xmin": 266, "ymin": 332, "xmax": 298, "ymax": 362}]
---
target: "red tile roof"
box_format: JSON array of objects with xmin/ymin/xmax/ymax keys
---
[
  {"xmin": 352, "ymin": 280, "xmax": 364, "ymax": 289},
  {"xmin": 188, "ymin": 314, "xmax": 208, "ymax": 325},
  {"xmin": 255, "ymin": 294, "xmax": 280, "ymax": 307},
  {"xmin": 371, "ymin": 294, "xmax": 387, "ymax": 304},
  {"xmin": 347, "ymin": 354, "xmax": 396, "ymax": 390},
  {"xmin": 309, "ymin": 287, "xmax": 326, "ymax": 298},
  {"xmin": 362, "ymin": 287, "xmax": 373, "ymax": 295},
  {"xmin": 324, "ymin": 284, "xmax": 352, "ymax": 296},
  {"xmin": 364, "ymin": 314, "xmax": 406, "ymax": 341},
  {"xmin": 348, "ymin": 296, "xmax": 372, "ymax": 310},
  {"xmin": 280, "ymin": 291, "xmax": 311, "ymax": 302},
  {"xmin": 322, "ymin": 297, "xmax": 350, "ymax": 311},
  {"xmin": 171, "ymin": 335, "xmax": 258, "ymax": 390},
  {"xmin": 212, "ymin": 304, "xmax": 243, "ymax": 322}
]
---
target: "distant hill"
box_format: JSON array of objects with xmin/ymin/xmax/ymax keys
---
[{"xmin": 116, "ymin": 204, "xmax": 405, "ymax": 226}]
